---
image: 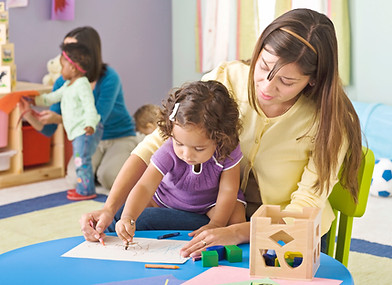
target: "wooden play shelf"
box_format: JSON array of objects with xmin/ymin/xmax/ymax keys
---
[{"xmin": 0, "ymin": 81, "xmax": 65, "ymax": 188}]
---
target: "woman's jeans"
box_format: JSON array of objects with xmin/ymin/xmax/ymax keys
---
[{"xmin": 71, "ymin": 123, "xmax": 103, "ymax": 195}]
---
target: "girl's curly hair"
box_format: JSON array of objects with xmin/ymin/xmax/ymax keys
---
[{"xmin": 158, "ymin": 80, "xmax": 242, "ymax": 161}]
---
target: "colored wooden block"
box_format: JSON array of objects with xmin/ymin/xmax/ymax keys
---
[
  {"xmin": 250, "ymin": 205, "xmax": 321, "ymax": 280},
  {"xmin": 0, "ymin": 43, "xmax": 14, "ymax": 66},
  {"xmin": 284, "ymin": 251, "xmax": 302, "ymax": 260},
  {"xmin": 0, "ymin": 65, "xmax": 11, "ymax": 93},
  {"xmin": 0, "ymin": 24, "xmax": 7, "ymax": 45},
  {"xmin": 201, "ymin": 250, "xmax": 218, "ymax": 267},
  {"xmin": 0, "ymin": 11, "xmax": 8, "ymax": 24},
  {"xmin": 262, "ymin": 253, "xmax": 276, "ymax": 266},
  {"xmin": 206, "ymin": 245, "xmax": 225, "ymax": 260},
  {"xmin": 293, "ymin": 257, "xmax": 303, "ymax": 268},
  {"xmin": 224, "ymin": 245, "xmax": 242, "ymax": 263}
]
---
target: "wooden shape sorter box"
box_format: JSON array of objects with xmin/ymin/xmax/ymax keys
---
[{"xmin": 250, "ymin": 205, "xmax": 321, "ymax": 281}]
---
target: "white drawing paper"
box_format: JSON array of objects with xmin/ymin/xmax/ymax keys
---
[{"xmin": 62, "ymin": 236, "xmax": 189, "ymax": 264}]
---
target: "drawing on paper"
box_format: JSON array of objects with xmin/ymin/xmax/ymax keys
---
[{"xmin": 62, "ymin": 236, "xmax": 189, "ymax": 264}]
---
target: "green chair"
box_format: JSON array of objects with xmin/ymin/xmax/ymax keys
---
[{"xmin": 326, "ymin": 146, "xmax": 375, "ymax": 266}]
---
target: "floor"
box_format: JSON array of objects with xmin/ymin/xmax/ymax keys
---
[
  {"xmin": 0, "ymin": 177, "xmax": 109, "ymax": 206},
  {"xmin": 352, "ymin": 192, "xmax": 392, "ymax": 246}
]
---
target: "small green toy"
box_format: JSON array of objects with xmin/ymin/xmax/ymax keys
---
[
  {"xmin": 224, "ymin": 245, "xmax": 242, "ymax": 262},
  {"xmin": 201, "ymin": 250, "xmax": 219, "ymax": 267}
]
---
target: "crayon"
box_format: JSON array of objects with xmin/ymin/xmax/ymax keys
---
[
  {"xmin": 157, "ymin": 232, "xmax": 180, "ymax": 239},
  {"xmin": 144, "ymin": 264, "xmax": 180, "ymax": 269},
  {"xmin": 192, "ymin": 255, "xmax": 202, "ymax": 261}
]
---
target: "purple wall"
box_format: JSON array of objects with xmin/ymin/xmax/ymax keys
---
[{"xmin": 6, "ymin": 0, "xmax": 172, "ymax": 114}]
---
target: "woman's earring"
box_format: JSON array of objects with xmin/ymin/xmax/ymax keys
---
[{"xmin": 309, "ymin": 81, "xmax": 316, "ymax": 87}]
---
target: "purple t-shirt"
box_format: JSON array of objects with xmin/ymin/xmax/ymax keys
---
[{"xmin": 150, "ymin": 138, "xmax": 244, "ymax": 214}]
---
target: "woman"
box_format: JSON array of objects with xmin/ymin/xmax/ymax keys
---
[
  {"xmin": 80, "ymin": 9, "xmax": 362, "ymax": 257},
  {"xmin": 21, "ymin": 26, "xmax": 140, "ymax": 195}
]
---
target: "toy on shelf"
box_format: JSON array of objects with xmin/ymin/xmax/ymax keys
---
[
  {"xmin": 249, "ymin": 205, "xmax": 321, "ymax": 281},
  {"xmin": 42, "ymin": 54, "xmax": 61, "ymax": 86},
  {"xmin": 0, "ymin": 4, "xmax": 15, "ymax": 94}
]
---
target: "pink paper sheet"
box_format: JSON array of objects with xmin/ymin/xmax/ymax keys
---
[{"xmin": 182, "ymin": 266, "xmax": 342, "ymax": 285}]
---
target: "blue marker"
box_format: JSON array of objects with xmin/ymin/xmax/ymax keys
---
[{"xmin": 157, "ymin": 232, "xmax": 180, "ymax": 239}]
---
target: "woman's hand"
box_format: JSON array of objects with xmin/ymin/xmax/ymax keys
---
[
  {"xmin": 79, "ymin": 209, "xmax": 114, "ymax": 242},
  {"xmin": 115, "ymin": 217, "xmax": 136, "ymax": 245},
  {"xmin": 37, "ymin": 110, "xmax": 62, "ymax": 125},
  {"xmin": 180, "ymin": 223, "xmax": 250, "ymax": 258}
]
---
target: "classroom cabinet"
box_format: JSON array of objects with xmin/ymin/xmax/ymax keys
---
[{"xmin": 0, "ymin": 82, "xmax": 65, "ymax": 188}]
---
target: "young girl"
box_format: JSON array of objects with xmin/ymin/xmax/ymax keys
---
[
  {"xmin": 31, "ymin": 43, "xmax": 102, "ymax": 200},
  {"xmin": 115, "ymin": 80, "xmax": 246, "ymax": 244}
]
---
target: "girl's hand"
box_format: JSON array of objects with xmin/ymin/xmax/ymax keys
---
[
  {"xmin": 38, "ymin": 110, "xmax": 62, "ymax": 125},
  {"xmin": 84, "ymin": 126, "xmax": 94, "ymax": 135},
  {"xmin": 21, "ymin": 96, "xmax": 35, "ymax": 105},
  {"xmin": 115, "ymin": 217, "xmax": 136, "ymax": 245},
  {"xmin": 19, "ymin": 98, "xmax": 41, "ymax": 121},
  {"xmin": 19, "ymin": 97, "xmax": 33, "ymax": 114}
]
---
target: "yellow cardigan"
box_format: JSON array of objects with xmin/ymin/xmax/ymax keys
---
[{"xmin": 132, "ymin": 61, "xmax": 346, "ymax": 235}]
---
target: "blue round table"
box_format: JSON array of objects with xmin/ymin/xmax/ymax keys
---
[{"xmin": 0, "ymin": 231, "xmax": 353, "ymax": 284}]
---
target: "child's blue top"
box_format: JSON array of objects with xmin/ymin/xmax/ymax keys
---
[{"xmin": 40, "ymin": 65, "xmax": 136, "ymax": 140}]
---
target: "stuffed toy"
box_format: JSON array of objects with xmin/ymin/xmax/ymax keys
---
[{"xmin": 42, "ymin": 54, "xmax": 61, "ymax": 86}]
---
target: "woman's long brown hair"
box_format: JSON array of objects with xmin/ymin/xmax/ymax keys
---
[{"xmin": 247, "ymin": 9, "xmax": 362, "ymax": 202}]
